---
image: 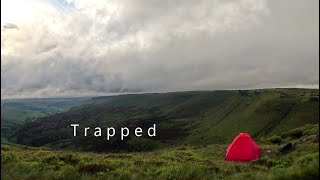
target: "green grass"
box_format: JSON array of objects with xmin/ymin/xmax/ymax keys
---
[
  {"xmin": 1, "ymin": 108, "xmax": 46, "ymax": 140},
  {"xmin": 1, "ymin": 125, "xmax": 319, "ymax": 179},
  {"xmin": 1, "ymin": 89, "xmax": 319, "ymax": 179},
  {"xmin": 5, "ymin": 89, "xmax": 319, "ymax": 152},
  {"xmin": 1, "ymin": 97, "xmax": 90, "ymax": 140}
]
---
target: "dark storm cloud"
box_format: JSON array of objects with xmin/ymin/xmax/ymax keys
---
[{"xmin": 1, "ymin": 0, "xmax": 318, "ymax": 98}]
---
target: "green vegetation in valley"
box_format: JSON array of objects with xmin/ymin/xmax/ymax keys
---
[
  {"xmin": 1, "ymin": 89, "xmax": 319, "ymax": 179},
  {"xmin": 7, "ymin": 89, "xmax": 318, "ymax": 152},
  {"xmin": 1, "ymin": 124, "xmax": 319, "ymax": 180},
  {"xmin": 1, "ymin": 98, "xmax": 90, "ymax": 141},
  {"xmin": 1, "ymin": 108, "xmax": 46, "ymax": 140}
]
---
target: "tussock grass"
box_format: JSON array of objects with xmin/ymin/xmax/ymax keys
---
[{"xmin": 2, "ymin": 126, "xmax": 318, "ymax": 180}]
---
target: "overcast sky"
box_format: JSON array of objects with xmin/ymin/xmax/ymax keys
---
[{"xmin": 1, "ymin": 0, "xmax": 319, "ymax": 99}]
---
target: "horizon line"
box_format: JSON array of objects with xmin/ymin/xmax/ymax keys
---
[{"xmin": 1, "ymin": 87, "xmax": 319, "ymax": 101}]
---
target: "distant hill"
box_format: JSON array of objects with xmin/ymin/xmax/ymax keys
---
[
  {"xmin": 1, "ymin": 98, "xmax": 90, "ymax": 141},
  {"xmin": 7, "ymin": 88, "xmax": 319, "ymax": 152}
]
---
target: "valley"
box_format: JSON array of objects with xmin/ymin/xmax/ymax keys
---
[{"xmin": 1, "ymin": 88, "xmax": 319, "ymax": 179}]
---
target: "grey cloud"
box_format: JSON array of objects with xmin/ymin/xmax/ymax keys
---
[
  {"xmin": 1, "ymin": 0, "xmax": 318, "ymax": 99},
  {"xmin": 2, "ymin": 23, "xmax": 19, "ymax": 30}
]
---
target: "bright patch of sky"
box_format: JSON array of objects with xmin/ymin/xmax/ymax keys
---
[{"xmin": 49, "ymin": 0, "xmax": 76, "ymax": 12}]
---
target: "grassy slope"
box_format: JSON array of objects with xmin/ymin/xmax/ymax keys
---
[
  {"xmin": 190, "ymin": 89, "xmax": 319, "ymax": 143},
  {"xmin": 1, "ymin": 108, "xmax": 46, "ymax": 140},
  {"xmin": 8, "ymin": 89, "xmax": 319, "ymax": 151},
  {"xmin": 1, "ymin": 98, "xmax": 90, "ymax": 141},
  {"xmin": 1, "ymin": 124, "xmax": 319, "ymax": 180}
]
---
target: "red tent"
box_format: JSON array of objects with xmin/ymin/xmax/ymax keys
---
[{"xmin": 225, "ymin": 132, "xmax": 260, "ymax": 162}]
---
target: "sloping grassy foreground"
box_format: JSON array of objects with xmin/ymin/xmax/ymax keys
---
[{"xmin": 1, "ymin": 125, "xmax": 319, "ymax": 180}]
